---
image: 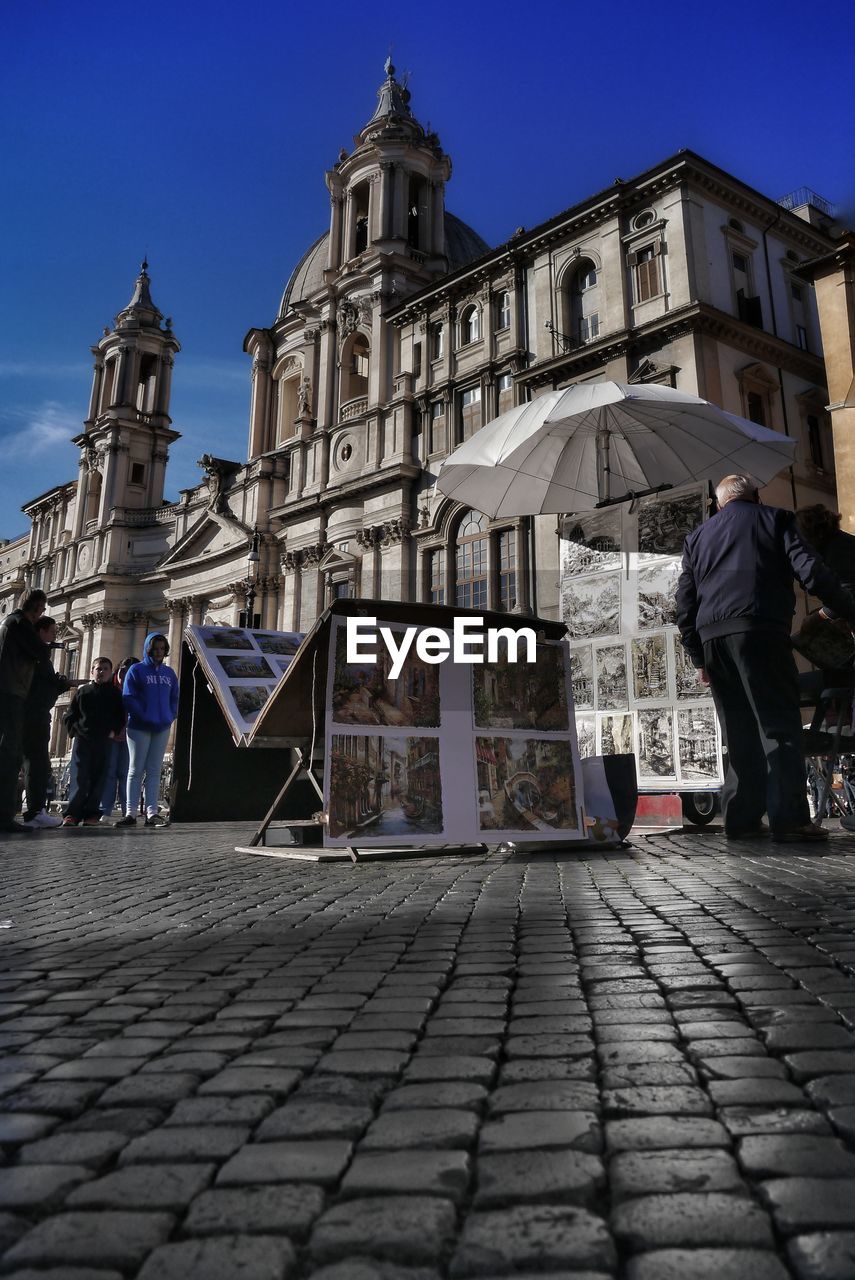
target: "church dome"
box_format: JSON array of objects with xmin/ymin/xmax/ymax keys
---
[{"xmin": 277, "ymin": 214, "xmax": 491, "ymax": 320}]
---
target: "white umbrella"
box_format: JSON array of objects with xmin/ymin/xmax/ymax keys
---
[{"xmin": 434, "ymin": 381, "xmax": 797, "ymax": 517}]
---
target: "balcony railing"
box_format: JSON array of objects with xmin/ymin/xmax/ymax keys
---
[
  {"xmin": 109, "ymin": 505, "xmax": 176, "ymax": 526},
  {"xmin": 340, "ymin": 396, "xmax": 368, "ymax": 422}
]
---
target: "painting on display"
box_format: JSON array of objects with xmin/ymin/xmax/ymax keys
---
[
  {"xmin": 217, "ymin": 654, "xmax": 277, "ymax": 681},
  {"xmin": 185, "ymin": 624, "xmax": 307, "ymax": 741},
  {"xmin": 569, "ymin": 646, "xmax": 594, "ymax": 711},
  {"xmin": 562, "ymin": 509, "xmax": 622, "ymax": 574},
  {"xmin": 637, "ymin": 707, "xmax": 676, "ymax": 779},
  {"xmin": 637, "ymin": 562, "xmax": 680, "ymax": 630},
  {"xmin": 637, "ymin": 490, "xmax": 705, "ymax": 557},
  {"xmin": 678, "ymin": 706, "xmax": 719, "ymax": 781},
  {"xmin": 673, "ymin": 638, "xmax": 711, "ymax": 700},
  {"xmin": 598, "ymin": 712, "xmax": 634, "ymax": 757},
  {"xmin": 595, "ymin": 644, "xmax": 628, "ymax": 709},
  {"xmin": 562, "ymin": 573, "xmax": 621, "ymax": 639},
  {"xmin": 331, "ymin": 626, "xmax": 440, "ymax": 728},
  {"xmin": 475, "ymin": 736, "xmax": 579, "ymax": 834},
  {"xmin": 473, "ymin": 641, "xmax": 569, "ymax": 731},
  {"xmin": 327, "ymin": 734, "xmax": 443, "ymax": 840},
  {"xmin": 631, "ymin": 634, "xmax": 669, "ymax": 702},
  {"xmin": 575, "ymin": 714, "xmax": 595, "ymax": 760}
]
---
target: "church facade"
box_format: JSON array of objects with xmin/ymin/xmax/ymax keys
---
[{"xmin": 0, "ymin": 62, "xmax": 841, "ymax": 762}]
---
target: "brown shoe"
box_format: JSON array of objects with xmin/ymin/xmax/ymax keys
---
[{"xmin": 772, "ymin": 823, "xmax": 829, "ymax": 843}]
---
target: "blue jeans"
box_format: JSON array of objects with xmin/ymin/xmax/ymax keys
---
[
  {"xmin": 126, "ymin": 727, "xmax": 170, "ymax": 818},
  {"xmin": 100, "ymin": 738, "xmax": 130, "ymax": 816}
]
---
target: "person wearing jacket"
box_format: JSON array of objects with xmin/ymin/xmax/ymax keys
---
[
  {"xmin": 676, "ymin": 475, "xmax": 855, "ymax": 843},
  {"xmin": 22, "ymin": 615, "xmax": 72, "ymax": 827},
  {"xmin": 0, "ymin": 588, "xmax": 48, "ymax": 833},
  {"xmin": 62, "ymin": 657, "xmax": 125, "ymax": 826},
  {"xmin": 116, "ymin": 633, "xmax": 178, "ymax": 827},
  {"xmin": 99, "ymin": 655, "xmax": 138, "ymax": 821}
]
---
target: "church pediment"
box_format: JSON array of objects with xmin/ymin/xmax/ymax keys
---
[
  {"xmin": 159, "ymin": 510, "xmax": 251, "ymax": 571},
  {"xmin": 317, "ymin": 547, "xmax": 358, "ymax": 572}
]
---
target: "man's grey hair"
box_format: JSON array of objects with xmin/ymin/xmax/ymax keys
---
[{"xmin": 715, "ymin": 475, "xmax": 758, "ymax": 508}]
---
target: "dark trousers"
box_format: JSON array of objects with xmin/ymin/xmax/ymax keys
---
[
  {"xmin": 22, "ymin": 715, "xmax": 51, "ymax": 821},
  {"xmin": 66, "ymin": 737, "xmax": 111, "ymax": 822},
  {"xmin": 704, "ymin": 631, "xmax": 809, "ymax": 833},
  {"xmin": 0, "ymin": 691, "xmax": 26, "ymax": 824}
]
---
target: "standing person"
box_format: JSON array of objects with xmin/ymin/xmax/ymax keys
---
[
  {"xmin": 99, "ymin": 656, "xmax": 138, "ymax": 822},
  {"xmin": 62, "ymin": 657, "xmax": 124, "ymax": 826},
  {"xmin": 116, "ymin": 633, "xmax": 178, "ymax": 828},
  {"xmin": 21, "ymin": 616, "xmax": 72, "ymax": 828},
  {"xmin": 676, "ymin": 475, "xmax": 855, "ymax": 842},
  {"xmin": 0, "ymin": 588, "xmax": 49, "ymax": 833}
]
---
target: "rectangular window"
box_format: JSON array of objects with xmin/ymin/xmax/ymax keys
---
[
  {"xmin": 458, "ymin": 386, "xmax": 482, "ymax": 443},
  {"xmin": 412, "ymin": 342, "xmax": 422, "ymax": 379},
  {"xmin": 431, "ymin": 324, "xmax": 444, "ymax": 360},
  {"xmin": 578, "ymin": 314, "xmax": 600, "ymax": 344},
  {"xmin": 746, "ymin": 391, "xmax": 766, "ymax": 426},
  {"xmin": 497, "ymin": 372, "xmax": 514, "ymax": 415},
  {"xmin": 429, "ymin": 401, "xmax": 445, "ymax": 454},
  {"xmin": 130, "ymin": 462, "xmax": 146, "ymax": 486},
  {"xmin": 636, "ymin": 246, "xmax": 659, "ymax": 302},
  {"xmin": 796, "ymin": 324, "xmax": 809, "ymax": 350},
  {"xmin": 429, "ymin": 550, "xmax": 446, "ymax": 605},
  {"xmin": 496, "ymin": 291, "xmax": 511, "ymax": 330},
  {"xmin": 498, "ymin": 530, "xmax": 517, "ymax": 611}
]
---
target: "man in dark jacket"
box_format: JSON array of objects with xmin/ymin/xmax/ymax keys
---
[
  {"xmin": 676, "ymin": 475, "xmax": 855, "ymax": 842},
  {"xmin": 0, "ymin": 589, "xmax": 48, "ymax": 832},
  {"xmin": 22, "ymin": 616, "xmax": 72, "ymax": 827},
  {"xmin": 62, "ymin": 657, "xmax": 125, "ymax": 826}
]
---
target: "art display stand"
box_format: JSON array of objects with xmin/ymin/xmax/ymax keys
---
[
  {"xmin": 174, "ymin": 599, "xmax": 635, "ymax": 858},
  {"xmin": 560, "ymin": 480, "xmax": 724, "ymax": 797}
]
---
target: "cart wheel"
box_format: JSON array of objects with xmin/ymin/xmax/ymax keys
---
[{"xmin": 681, "ymin": 791, "xmax": 718, "ymax": 826}]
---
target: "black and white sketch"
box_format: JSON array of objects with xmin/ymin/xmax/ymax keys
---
[
  {"xmin": 638, "ymin": 490, "xmax": 705, "ymax": 557},
  {"xmin": 637, "ymin": 562, "xmax": 679, "ymax": 630},
  {"xmin": 562, "ymin": 510, "xmax": 622, "ymax": 574},
  {"xmin": 631, "ymin": 634, "xmax": 668, "ymax": 701},
  {"xmin": 569, "ymin": 646, "xmax": 594, "ymax": 710},
  {"xmin": 595, "ymin": 644, "xmax": 628, "ymax": 709},
  {"xmin": 562, "ymin": 574, "xmax": 621, "ymax": 639},
  {"xmin": 637, "ymin": 707, "xmax": 676, "ymax": 778},
  {"xmin": 673, "ymin": 638, "xmax": 711, "ymax": 700},
  {"xmin": 678, "ymin": 706, "xmax": 719, "ymax": 781},
  {"xmin": 575, "ymin": 715, "xmax": 595, "ymax": 760},
  {"xmin": 599, "ymin": 712, "xmax": 634, "ymax": 756}
]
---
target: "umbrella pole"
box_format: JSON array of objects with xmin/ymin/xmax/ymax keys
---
[{"xmin": 596, "ymin": 426, "xmax": 611, "ymax": 503}]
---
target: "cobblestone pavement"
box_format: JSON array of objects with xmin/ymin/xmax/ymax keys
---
[{"xmin": 3, "ymin": 823, "xmax": 855, "ymax": 1278}]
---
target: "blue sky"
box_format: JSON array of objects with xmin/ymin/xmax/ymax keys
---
[{"xmin": 2, "ymin": 0, "xmax": 854, "ymax": 538}]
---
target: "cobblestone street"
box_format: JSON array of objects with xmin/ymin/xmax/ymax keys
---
[{"xmin": 3, "ymin": 823, "xmax": 855, "ymax": 1279}]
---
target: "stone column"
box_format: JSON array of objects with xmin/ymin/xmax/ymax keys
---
[{"xmin": 86, "ymin": 355, "xmax": 104, "ymax": 423}]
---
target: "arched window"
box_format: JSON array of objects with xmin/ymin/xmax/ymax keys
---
[
  {"xmin": 276, "ymin": 375, "xmax": 300, "ymax": 444},
  {"xmin": 352, "ymin": 182, "xmax": 370, "ymax": 255},
  {"xmin": 564, "ymin": 259, "xmax": 600, "ymax": 346},
  {"xmin": 341, "ymin": 334, "xmax": 370, "ymax": 405},
  {"xmin": 455, "ymin": 510, "xmax": 489, "ymax": 609},
  {"xmin": 408, "ymin": 176, "xmax": 427, "ymax": 249},
  {"xmin": 460, "ymin": 305, "xmax": 481, "ymax": 346},
  {"xmin": 136, "ymin": 353, "xmax": 157, "ymax": 414}
]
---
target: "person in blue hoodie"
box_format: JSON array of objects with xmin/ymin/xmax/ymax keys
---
[{"xmin": 115, "ymin": 634, "xmax": 178, "ymax": 827}]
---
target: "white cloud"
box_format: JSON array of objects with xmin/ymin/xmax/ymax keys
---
[
  {"xmin": 0, "ymin": 361, "xmax": 85, "ymax": 380},
  {"xmin": 1, "ymin": 402, "xmax": 75, "ymax": 461}
]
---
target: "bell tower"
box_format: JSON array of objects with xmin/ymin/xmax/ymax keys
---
[
  {"xmin": 72, "ymin": 262, "xmax": 180, "ymax": 535},
  {"xmin": 325, "ymin": 59, "xmax": 453, "ymax": 276}
]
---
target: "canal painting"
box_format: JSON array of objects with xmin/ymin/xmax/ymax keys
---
[
  {"xmin": 561, "ymin": 573, "xmax": 621, "ymax": 639},
  {"xmin": 678, "ymin": 706, "xmax": 719, "ymax": 781},
  {"xmin": 332, "ymin": 627, "xmax": 441, "ymax": 728},
  {"xmin": 561, "ymin": 509, "xmax": 622, "ymax": 574},
  {"xmin": 328, "ymin": 735, "xmax": 443, "ymax": 840},
  {"xmin": 475, "ymin": 737, "xmax": 579, "ymax": 833}
]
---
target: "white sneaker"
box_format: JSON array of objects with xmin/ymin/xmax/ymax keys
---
[{"xmin": 29, "ymin": 811, "xmax": 62, "ymax": 829}]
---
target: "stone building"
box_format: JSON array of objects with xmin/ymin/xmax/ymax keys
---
[{"xmin": 0, "ymin": 61, "xmax": 843, "ymax": 764}]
